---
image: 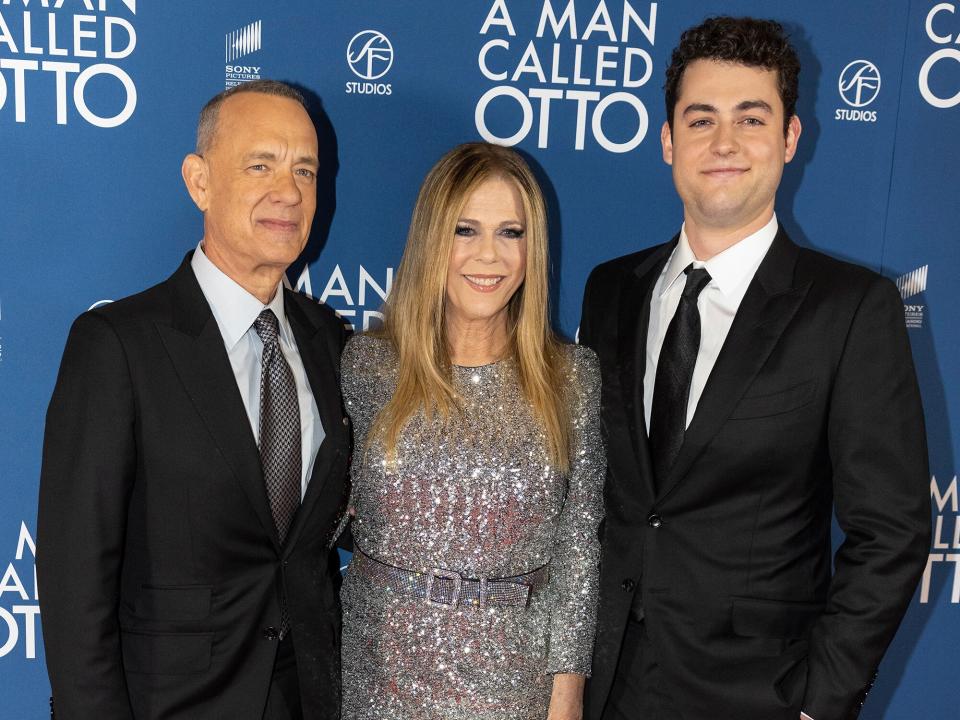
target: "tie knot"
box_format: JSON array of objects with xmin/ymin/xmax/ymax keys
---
[
  {"xmin": 682, "ymin": 265, "xmax": 711, "ymax": 299},
  {"xmin": 253, "ymin": 309, "xmax": 280, "ymax": 346}
]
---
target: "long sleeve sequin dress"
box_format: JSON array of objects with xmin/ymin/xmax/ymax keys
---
[{"xmin": 339, "ymin": 334, "xmax": 605, "ymax": 720}]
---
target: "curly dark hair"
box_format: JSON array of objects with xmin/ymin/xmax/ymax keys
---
[{"xmin": 665, "ymin": 16, "xmax": 800, "ymax": 135}]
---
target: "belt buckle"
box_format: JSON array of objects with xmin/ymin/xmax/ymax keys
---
[{"xmin": 425, "ymin": 568, "xmax": 462, "ymax": 607}]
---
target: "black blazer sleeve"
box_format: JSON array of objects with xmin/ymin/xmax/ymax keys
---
[
  {"xmin": 37, "ymin": 311, "xmax": 136, "ymax": 719},
  {"xmin": 803, "ymin": 277, "xmax": 931, "ymax": 719}
]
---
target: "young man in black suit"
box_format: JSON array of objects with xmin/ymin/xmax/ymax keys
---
[
  {"xmin": 580, "ymin": 17, "xmax": 930, "ymax": 720},
  {"xmin": 37, "ymin": 81, "xmax": 349, "ymax": 719}
]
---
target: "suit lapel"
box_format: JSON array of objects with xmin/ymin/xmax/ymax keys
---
[
  {"xmin": 615, "ymin": 241, "xmax": 675, "ymax": 503},
  {"xmin": 281, "ymin": 293, "xmax": 344, "ymax": 553},
  {"xmin": 156, "ymin": 254, "xmax": 280, "ymax": 549},
  {"xmin": 656, "ymin": 228, "xmax": 811, "ymax": 502}
]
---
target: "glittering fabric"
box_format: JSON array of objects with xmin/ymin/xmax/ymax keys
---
[{"xmin": 340, "ymin": 334, "xmax": 605, "ymax": 720}]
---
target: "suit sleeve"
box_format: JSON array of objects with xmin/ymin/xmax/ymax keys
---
[
  {"xmin": 37, "ymin": 312, "xmax": 136, "ymax": 719},
  {"xmin": 802, "ymin": 277, "xmax": 931, "ymax": 719}
]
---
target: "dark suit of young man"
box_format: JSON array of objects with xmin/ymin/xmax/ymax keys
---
[
  {"xmin": 581, "ymin": 18, "xmax": 930, "ymax": 720},
  {"xmin": 38, "ymin": 85, "xmax": 349, "ymax": 719}
]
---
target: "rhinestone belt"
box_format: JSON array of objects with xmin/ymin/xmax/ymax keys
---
[{"xmin": 353, "ymin": 549, "xmax": 550, "ymax": 609}]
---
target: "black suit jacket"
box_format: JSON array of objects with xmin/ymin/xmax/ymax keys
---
[
  {"xmin": 37, "ymin": 254, "xmax": 350, "ymax": 719},
  {"xmin": 580, "ymin": 229, "xmax": 930, "ymax": 720}
]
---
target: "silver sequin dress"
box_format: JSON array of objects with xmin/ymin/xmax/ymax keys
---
[{"xmin": 339, "ymin": 334, "xmax": 605, "ymax": 720}]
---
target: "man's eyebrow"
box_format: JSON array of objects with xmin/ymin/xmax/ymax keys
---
[
  {"xmin": 682, "ymin": 103, "xmax": 717, "ymax": 116},
  {"xmin": 242, "ymin": 151, "xmax": 319, "ymax": 167},
  {"xmin": 243, "ymin": 151, "xmax": 279, "ymax": 162},
  {"xmin": 736, "ymin": 99, "xmax": 773, "ymax": 113},
  {"xmin": 295, "ymin": 154, "xmax": 320, "ymax": 167}
]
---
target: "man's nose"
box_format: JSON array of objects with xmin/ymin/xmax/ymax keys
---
[{"xmin": 270, "ymin": 170, "xmax": 303, "ymax": 204}]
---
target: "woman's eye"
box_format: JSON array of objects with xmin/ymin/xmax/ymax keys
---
[
  {"xmin": 501, "ymin": 227, "xmax": 525, "ymax": 239},
  {"xmin": 455, "ymin": 225, "xmax": 475, "ymax": 237}
]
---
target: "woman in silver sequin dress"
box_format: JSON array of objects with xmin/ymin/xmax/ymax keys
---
[{"xmin": 339, "ymin": 143, "xmax": 605, "ymax": 720}]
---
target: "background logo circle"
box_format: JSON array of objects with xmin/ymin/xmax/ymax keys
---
[
  {"xmin": 839, "ymin": 60, "xmax": 881, "ymax": 107},
  {"xmin": 347, "ymin": 31, "xmax": 394, "ymax": 80}
]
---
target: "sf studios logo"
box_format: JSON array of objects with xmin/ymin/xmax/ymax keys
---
[
  {"xmin": 345, "ymin": 30, "xmax": 393, "ymax": 97},
  {"xmin": 835, "ymin": 60, "xmax": 880, "ymax": 123}
]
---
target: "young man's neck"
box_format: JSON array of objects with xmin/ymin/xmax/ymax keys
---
[{"xmin": 683, "ymin": 209, "xmax": 775, "ymax": 261}]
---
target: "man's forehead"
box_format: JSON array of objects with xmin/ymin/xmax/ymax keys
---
[
  {"xmin": 214, "ymin": 94, "xmax": 317, "ymax": 148},
  {"xmin": 677, "ymin": 60, "xmax": 781, "ymax": 108},
  {"xmin": 219, "ymin": 93, "xmax": 312, "ymax": 130}
]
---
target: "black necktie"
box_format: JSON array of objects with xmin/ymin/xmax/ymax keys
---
[
  {"xmin": 253, "ymin": 309, "xmax": 302, "ymax": 545},
  {"xmin": 648, "ymin": 265, "xmax": 711, "ymax": 489}
]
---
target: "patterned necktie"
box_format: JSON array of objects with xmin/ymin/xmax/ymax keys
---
[
  {"xmin": 253, "ymin": 309, "xmax": 301, "ymax": 545},
  {"xmin": 648, "ymin": 264, "xmax": 712, "ymax": 490}
]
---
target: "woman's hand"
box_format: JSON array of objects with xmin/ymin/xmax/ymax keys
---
[{"xmin": 546, "ymin": 673, "xmax": 585, "ymax": 720}]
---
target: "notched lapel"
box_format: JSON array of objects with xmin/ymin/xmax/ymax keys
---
[
  {"xmin": 656, "ymin": 229, "xmax": 810, "ymax": 502},
  {"xmin": 157, "ymin": 316, "xmax": 280, "ymax": 550},
  {"xmin": 283, "ymin": 296, "xmax": 346, "ymax": 551},
  {"xmin": 614, "ymin": 242, "xmax": 674, "ymax": 502},
  {"xmin": 157, "ymin": 256, "xmax": 280, "ymax": 550}
]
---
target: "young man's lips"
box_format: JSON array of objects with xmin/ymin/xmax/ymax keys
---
[{"xmin": 703, "ymin": 168, "xmax": 748, "ymax": 177}]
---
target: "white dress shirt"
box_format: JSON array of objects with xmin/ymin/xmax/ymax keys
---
[
  {"xmin": 643, "ymin": 214, "xmax": 778, "ymax": 432},
  {"xmin": 191, "ymin": 243, "xmax": 324, "ymax": 498}
]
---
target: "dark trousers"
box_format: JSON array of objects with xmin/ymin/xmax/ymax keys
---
[
  {"xmin": 263, "ymin": 634, "xmax": 303, "ymax": 720},
  {"xmin": 603, "ymin": 619, "xmax": 679, "ymax": 720}
]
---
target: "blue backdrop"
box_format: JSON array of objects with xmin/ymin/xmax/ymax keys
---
[{"xmin": 1, "ymin": 1, "xmax": 957, "ymax": 717}]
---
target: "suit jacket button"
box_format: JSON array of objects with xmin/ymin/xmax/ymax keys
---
[
  {"xmin": 342, "ymin": 416, "xmax": 350, "ymax": 426},
  {"xmin": 621, "ymin": 578, "xmax": 635, "ymax": 592},
  {"xmin": 647, "ymin": 513, "xmax": 662, "ymax": 528},
  {"xmin": 263, "ymin": 626, "xmax": 279, "ymax": 640}
]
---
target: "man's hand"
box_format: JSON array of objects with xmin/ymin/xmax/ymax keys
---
[{"xmin": 547, "ymin": 673, "xmax": 586, "ymax": 720}]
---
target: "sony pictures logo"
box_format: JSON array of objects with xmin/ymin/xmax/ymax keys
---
[
  {"xmin": 224, "ymin": 20, "xmax": 263, "ymax": 88},
  {"xmin": 896, "ymin": 264, "xmax": 928, "ymax": 329},
  {"xmin": 835, "ymin": 59, "xmax": 880, "ymax": 123},
  {"xmin": 345, "ymin": 30, "xmax": 393, "ymax": 97}
]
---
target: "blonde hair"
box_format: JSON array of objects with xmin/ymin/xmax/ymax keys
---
[{"xmin": 373, "ymin": 142, "xmax": 571, "ymax": 472}]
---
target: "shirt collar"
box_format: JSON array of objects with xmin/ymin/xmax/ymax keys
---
[
  {"xmin": 660, "ymin": 214, "xmax": 779, "ymax": 298},
  {"xmin": 190, "ymin": 242, "xmax": 288, "ymax": 350}
]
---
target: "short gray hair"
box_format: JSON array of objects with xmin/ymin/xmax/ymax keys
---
[{"xmin": 195, "ymin": 80, "xmax": 306, "ymax": 155}]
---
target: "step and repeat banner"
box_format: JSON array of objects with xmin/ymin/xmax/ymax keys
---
[{"xmin": 1, "ymin": 1, "xmax": 957, "ymax": 717}]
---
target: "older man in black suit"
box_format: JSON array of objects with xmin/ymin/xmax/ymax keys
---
[
  {"xmin": 581, "ymin": 17, "xmax": 930, "ymax": 720},
  {"xmin": 38, "ymin": 80, "xmax": 349, "ymax": 719}
]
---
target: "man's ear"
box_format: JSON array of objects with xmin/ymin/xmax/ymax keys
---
[
  {"xmin": 661, "ymin": 121, "xmax": 674, "ymax": 166},
  {"xmin": 784, "ymin": 115, "xmax": 802, "ymax": 164},
  {"xmin": 181, "ymin": 153, "xmax": 210, "ymax": 211}
]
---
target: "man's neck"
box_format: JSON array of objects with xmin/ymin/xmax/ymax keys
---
[
  {"xmin": 200, "ymin": 241, "xmax": 282, "ymax": 305},
  {"xmin": 683, "ymin": 209, "xmax": 775, "ymax": 261}
]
